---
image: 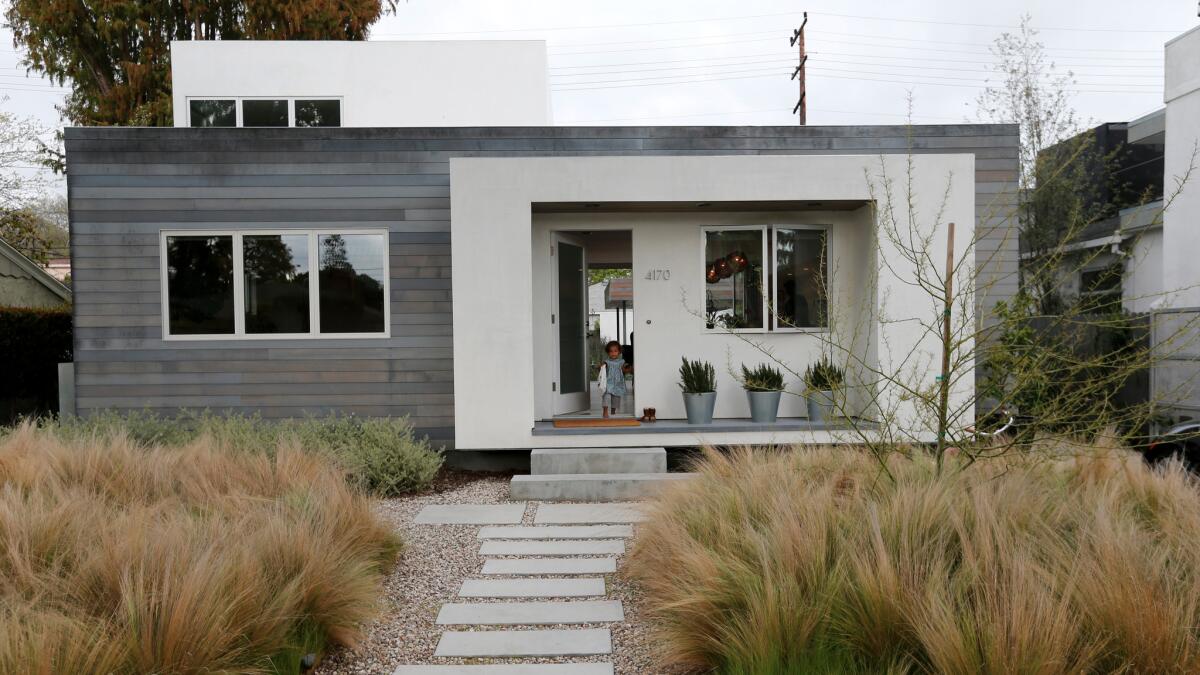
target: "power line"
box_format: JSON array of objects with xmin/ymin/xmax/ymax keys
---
[
  {"xmin": 370, "ymin": 10, "xmax": 1177, "ymax": 37},
  {"xmin": 547, "ymin": 56, "xmax": 1160, "ymax": 82},
  {"xmin": 558, "ymin": 106, "xmax": 962, "ymax": 124},
  {"xmin": 550, "ymin": 67, "xmax": 1163, "ymax": 94}
]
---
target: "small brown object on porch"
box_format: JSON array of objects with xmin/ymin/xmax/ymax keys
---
[{"xmin": 552, "ymin": 418, "xmax": 642, "ymax": 429}]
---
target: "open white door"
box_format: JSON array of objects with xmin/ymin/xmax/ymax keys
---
[{"xmin": 552, "ymin": 232, "xmax": 590, "ymax": 415}]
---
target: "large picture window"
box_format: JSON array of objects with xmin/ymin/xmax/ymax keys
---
[
  {"xmin": 703, "ymin": 225, "xmax": 827, "ymax": 332},
  {"xmin": 161, "ymin": 230, "xmax": 389, "ymax": 339}
]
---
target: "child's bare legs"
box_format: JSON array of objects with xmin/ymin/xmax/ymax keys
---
[{"xmin": 602, "ymin": 406, "xmax": 610, "ymax": 419}]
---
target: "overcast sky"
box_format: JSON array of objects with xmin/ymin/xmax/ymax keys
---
[{"xmin": 1, "ymin": 0, "xmax": 1197, "ymax": 190}]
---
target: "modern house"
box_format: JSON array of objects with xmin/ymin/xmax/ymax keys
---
[
  {"xmin": 63, "ymin": 40, "xmax": 1018, "ymax": 451},
  {"xmin": 1031, "ymin": 116, "xmax": 1165, "ymax": 313}
]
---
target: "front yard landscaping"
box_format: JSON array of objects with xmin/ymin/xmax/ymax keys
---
[
  {"xmin": 0, "ymin": 413, "xmax": 441, "ymax": 674},
  {"xmin": 629, "ymin": 445, "xmax": 1200, "ymax": 675}
]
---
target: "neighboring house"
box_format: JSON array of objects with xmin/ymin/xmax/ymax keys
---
[
  {"xmin": 0, "ymin": 238, "xmax": 71, "ymax": 308},
  {"xmin": 1163, "ymin": 25, "xmax": 1200, "ymax": 308},
  {"xmin": 63, "ymin": 41, "xmax": 1018, "ymax": 451},
  {"xmin": 1033, "ymin": 25, "xmax": 1200, "ymax": 313},
  {"xmin": 588, "ymin": 278, "xmax": 634, "ymax": 347},
  {"xmin": 44, "ymin": 257, "xmax": 71, "ymax": 283},
  {"xmin": 1031, "ymin": 116, "xmax": 1165, "ymax": 313}
]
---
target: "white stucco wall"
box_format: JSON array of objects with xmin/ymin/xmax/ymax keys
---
[
  {"xmin": 1124, "ymin": 228, "xmax": 1164, "ymax": 313},
  {"xmin": 170, "ymin": 40, "xmax": 551, "ymax": 127},
  {"xmin": 450, "ymin": 154, "xmax": 976, "ymax": 450},
  {"xmin": 1164, "ymin": 26, "xmax": 1200, "ymax": 306}
]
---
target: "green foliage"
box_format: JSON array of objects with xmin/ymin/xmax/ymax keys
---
[
  {"xmin": 0, "ymin": 305, "xmax": 71, "ymax": 418},
  {"xmin": 803, "ymin": 355, "xmax": 844, "ymax": 392},
  {"xmin": 740, "ymin": 363, "xmax": 784, "ymax": 392},
  {"xmin": 982, "ymin": 293, "xmax": 1147, "ymax": 438},
  {"xmin": 588, "ymin": 268, "xmax": 630, "ymax": 285},
  {"xmin": 39, "ymin": 410, "xmax": 444, "ymax": 497},
  {"xmin": 0, "ymin": 207, "xmax": 65, "ymax": 265},
  {"xmin": 5, "ymin": 0, "xmax": 397, "ymax": 126},
  {"xmin": 679, "ymin": 358, "xmax": 716, "ymax": 394}
]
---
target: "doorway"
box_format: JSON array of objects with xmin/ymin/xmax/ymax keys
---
[{"xmin": 550, "ymin": 229, "xmax": 634, "ymax": 419}]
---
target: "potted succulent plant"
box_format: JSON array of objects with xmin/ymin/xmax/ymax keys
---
[
  {"xmin": 679, "ymin": 357, "xmax": 717, "ymax": 424},
  {"xmin": 741, "ymin": 363, "xmax": 784, "ymax": 423},
  {"xmin": 803, "ymin": 355, "xmax": 844, "ymax": 422}
]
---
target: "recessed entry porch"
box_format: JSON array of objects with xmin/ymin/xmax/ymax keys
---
[
  {"xmin": 530, "ymin": 199, "xmax": 874, "ymax": 437},
  {"xmin": 449, "ymin": 154, "xmax": 977, "ymax": 451}
]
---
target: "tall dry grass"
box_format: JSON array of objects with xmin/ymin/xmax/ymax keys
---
[
  {"xmin": 628, "ymin": 446, "xmax": 1200, "ymax": 675},
  {"xmin": 0, "ymin": 422, "xmax": 401, "ymax": 674}
]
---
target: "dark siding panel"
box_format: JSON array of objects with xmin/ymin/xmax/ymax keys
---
[{"xmin": 65, "ymin": 124, "xmax": 1019, "ymax": 447}]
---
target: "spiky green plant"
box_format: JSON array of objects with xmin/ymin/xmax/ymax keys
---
[
  {"xmin": 741, "ymin": 363, "xmax": 785, "ymax": 392},
  {"xmin": 803, "ymin": 355, "xmax": 845, "ymax": 392},
  {"xmin": 679, "ymin": 358, "xmax": 716, "ymax": 394}
]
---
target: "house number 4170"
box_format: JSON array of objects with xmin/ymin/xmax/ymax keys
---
[{"xmin": 644, "ymin": 269, "xmax": 671, "ymax": 281}]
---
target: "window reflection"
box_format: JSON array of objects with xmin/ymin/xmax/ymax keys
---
[
  {"xmin": 244, "ymin": 234, "xmax": 310, "ymax": 334},
  {"xmin": 318, "ymin": 234, "xmax": 386, "ymax": 333},
  {"xmin": 775, "ymin": 229, "xmax": 827, "ymax": 328},
  {"xmin": 189, "ymin": 100, "xmax": 236, "ymax": 127},
  {"xmin": 166, "ymin": 235, "xmax": 235, "ymax": 334},
  {"xmin": 295, "ymin": 100, "xmax": 341, "ymax": 127},
  {"xmin": 704, "ymin": 230, "xmax": 763, "ymax": 330},
  {"xmin": 242, "ymin": 99, "xmax": 288, "ymax": 127}
]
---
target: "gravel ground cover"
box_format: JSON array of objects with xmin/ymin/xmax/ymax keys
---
[{"xmin": 316, "ymin": 470, "xmax": 683, "ymax": 675}]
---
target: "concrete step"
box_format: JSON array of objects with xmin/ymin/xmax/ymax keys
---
[
  {"xmin": 477, "ymin": 525, "xmax": 633, "ymax": 540},
  {"xmin": 458, "ymin": 577, "xmax": 606, "ymax": 598},
  {"xmin": 437, "ymin": 600, "xmax": 624, "ymax": 625},
  {"xmin": 396, "ymin": 665, "xmax": 613, "ymax": 675},
  {"xmin": 433, "ymin": 628, "xmax": 612, "ymax": 657},
  {"xmin": 531, "ymin": 447, "xmax": 666, "ymax": 475},
  {"xmin": 535, "ymin": 503, "xmax": 647, "ymax": 524},
  {"xmin": 480, "ymin": 539, "xmax": 625, "ymax": 556},
  {"xmin": 481, "ymin": 556, "xmax": 618, "ymax": 576},
  {"xmin": 414, "ymin": 504, "xmax": 526, "ymax": 525},
  {"xmin": 511, "ymin": 472, "xmax": 694, "ymax": 501}
]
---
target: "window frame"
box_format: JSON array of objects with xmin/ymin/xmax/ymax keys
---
[
  {"xmin": 159, "ymin": 228, "xmax": 390, "ymax": 341},
  {"xmin": 701, "ymin": 224, "xmax": 829, "ymax": 335},
  {"xmin": 185, "ymin": 97, "xmax": 343, "ymax": 128}
]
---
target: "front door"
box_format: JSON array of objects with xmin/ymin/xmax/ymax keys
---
[{"xmin": 553, "ymin": 233, "xmax": 589, "ymax": 414}]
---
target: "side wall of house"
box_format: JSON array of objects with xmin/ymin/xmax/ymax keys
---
[{"xmin": 65, "ymin": 125, "xmax": 1017, "ymax": 446}]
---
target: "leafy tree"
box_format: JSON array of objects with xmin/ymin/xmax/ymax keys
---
[
  {"xmin": 6, "ymin": 0, "xmax": 398, "ymax": 127},
  {"xmin": 0, "ymin": 204, "xmax": 67, "ymax": 265}
]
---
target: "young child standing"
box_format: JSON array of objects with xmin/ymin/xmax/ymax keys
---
[{"xmin": 599, "ymin": 340, "xmax": 632, "ymax": 418}]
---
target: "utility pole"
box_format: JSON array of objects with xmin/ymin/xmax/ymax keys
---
[{"xmin": 791, "ymin": 12, "xmax": 808, "ymax": 125}]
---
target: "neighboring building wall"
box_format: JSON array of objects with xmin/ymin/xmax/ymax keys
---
[
  {"xmin": 0, "ymin": 254, "xmax": 66, "ymax": 307},
  {"xmin": 64, "ymin": 125, "xmax": 1018, "ymax": 447},
  {"xmin": 170, "ymin": 41, "xmax": 551, "ymax": 128},
  {"xmin": 1164, "ymin": 26, "xmax": 1200, "ymax": 307}
]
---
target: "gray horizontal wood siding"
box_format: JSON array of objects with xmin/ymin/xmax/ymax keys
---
[{"xmin": 65, "ymin": 125, "xmax": 1018, "ymax": 445}]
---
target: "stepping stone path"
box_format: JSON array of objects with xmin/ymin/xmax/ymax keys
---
[{"xmin": 399, "ymin": 502, "xmax": 646, "ymax": 674}]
